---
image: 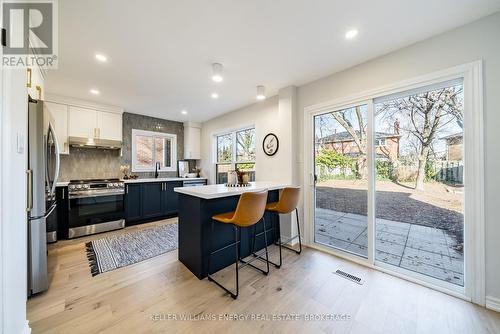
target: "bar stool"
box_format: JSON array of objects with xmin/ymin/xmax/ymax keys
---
[
  {"xmin": 207, "ymin": 190, "xmax": 270, "ymax": 299},
  {"xmin": 265, "ymin": 187, "xmax": 301, "ymax": 268}
]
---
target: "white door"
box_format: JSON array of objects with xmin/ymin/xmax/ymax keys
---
[
  {"xmin": 68, "ymin": 106, "xmax": 97, "ymax": 139},
  {"xmin": 96, "ymin": 111, "xmax": 122, "ymax": 141},
  {"xmin": 45, "ymin": 102, "xmax": 69, "ymax": 154}
]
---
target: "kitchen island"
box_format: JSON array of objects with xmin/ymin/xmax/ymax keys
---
[{"xmin": 174, "ymin": 182, "xmax": 289, "ymax": 279}]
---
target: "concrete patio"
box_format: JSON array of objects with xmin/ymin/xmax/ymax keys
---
[{"xmin": 315, "ymin": 208, "xmax": 464, "ymax": 286}]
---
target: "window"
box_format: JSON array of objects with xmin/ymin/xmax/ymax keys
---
[
  {"xmin": 374, "ymin": 138, "xmax": 386, "ymax": 146},
  {"xmin": 215, "ymin": 127, "xmax": 256, "ymax": 184},
  {"xmin": 132, "ymin": 129, "xmax": 177, "ymax": 172}
]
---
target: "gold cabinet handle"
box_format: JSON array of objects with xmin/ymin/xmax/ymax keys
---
[
  {"xmin": 36, "ymin": 85, "xmax": 42, "ymax": 100},
  {"xmin": 27, "ymin": 68, "xmax": 32, "ymax": 88}
]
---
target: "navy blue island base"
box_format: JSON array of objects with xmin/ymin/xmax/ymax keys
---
[{"xmin": 176, "ymin": 188, "xmax": 282, "ymax": 279}]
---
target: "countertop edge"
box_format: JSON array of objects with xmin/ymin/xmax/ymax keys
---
[
  {"xmin": 123, "ymin": 177, "xmax": 207, "ymax": 183},
  {"xmin": 174, "ymin": 183, "xmax": 290, "ymax": 199}
]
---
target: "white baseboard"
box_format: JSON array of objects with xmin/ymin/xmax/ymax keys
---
[
  {"xmin": 23, "ymin": 320, "xmax": 32, "ymax": 334},
  {"xmin": 486, "ymin": 296, "xmax": 500, "ymax": 313}
]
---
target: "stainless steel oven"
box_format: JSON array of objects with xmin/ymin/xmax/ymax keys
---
[{"xmin": 68, "ymin": 179, "xmax": 125, "ymax": 238}]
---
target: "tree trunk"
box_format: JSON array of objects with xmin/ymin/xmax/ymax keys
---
[
  {"xmin": 357, "ymin": 156, "xmax": 368, "ymax": 180},
  {"xmin": 415, "ymin": 145, "xmax": 430, "ymax": 190}
]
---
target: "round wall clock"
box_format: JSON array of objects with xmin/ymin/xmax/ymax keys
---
[{"xmin": 263, "ymin": 133, "xmax": 279, "ymax": 156}]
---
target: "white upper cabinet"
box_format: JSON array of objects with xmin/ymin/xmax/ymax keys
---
[
  {"xmin": 97, "ymin": 111, "xmax": 122, "ymax": 141},
  {"xmin": 184, "ymin": 122, "xmax": 201, "ymax": 159},
  {"xmin": 68, "ymin": 106, "xmax": 98, "ymax": 139},
  {"xmin": 45, "ymin": 102, "xmax": 70, "ymax": 154},
  {"xmin": 67, "ymin": 106, "xmax": 122, "ymax": 141}
]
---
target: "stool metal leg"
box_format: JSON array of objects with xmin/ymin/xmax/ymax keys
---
[
  {"xmin": 280, "ymin": 208, "xmax": 302, "ymax": 254},
  {"xmin": 207, "ymin": 222, "xmax": 240, "ymax": 299},
  {"xmin": 239, "ymin": 218, "xmax": 270, "ymax": 275}
]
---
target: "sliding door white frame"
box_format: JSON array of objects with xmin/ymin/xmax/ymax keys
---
[{"xmin": 302, "ymin": 61, "xmax": 484, "ymax": 305}]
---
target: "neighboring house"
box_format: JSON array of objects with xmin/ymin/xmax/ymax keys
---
[
  {"xmin": 441, "ymin": 132, "xmax": 463, "ymax": 161},
  {"xmin": 317, "ymin": 130, "xmax": 401, "ymax": 161}
]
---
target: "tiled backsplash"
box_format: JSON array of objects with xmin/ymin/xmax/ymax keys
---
[
  {"xmin": 59, "ymin": 147, "xmax": 122, "ymax": 181},
  {"xmin": 58, "ymin": 112, "xmax": 185, "ymax": 181}
]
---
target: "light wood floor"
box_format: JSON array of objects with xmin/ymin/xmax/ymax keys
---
[{"xmin": 27, "ymin": 219, "xmax": 500, "ymax": 334}]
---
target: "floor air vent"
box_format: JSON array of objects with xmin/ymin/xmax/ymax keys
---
[{"xmin": 334, "ymin": 269, "xmax": 364, "ymax": 285}]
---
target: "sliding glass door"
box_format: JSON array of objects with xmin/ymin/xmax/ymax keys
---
[
  {"xmin": 373, "ymin": 80, "xmax": 464, "ymax": 286},
  {"xmin": 314, "ymin": 104, "xmax": 369, "ymax": 258},
  {"xmin": 313, "ymin": 79, "xmax": 465, "ymax": 288}
]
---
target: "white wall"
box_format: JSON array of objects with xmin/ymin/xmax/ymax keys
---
[
  {"xmin": 201, "ymin": 93, "xmax": 297, "ymax": 185},
  {"xmin": 296, "ymin": 12, "xmax": 500, "ymax": 303},
  {"xmin": 1, "ymin": 68, "xmax": 30, "ymax": 333}
]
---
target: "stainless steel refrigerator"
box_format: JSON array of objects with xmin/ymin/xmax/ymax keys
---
[{"xmin": 27, "ymin": 98, "xmax": 60, "ymax": 296}]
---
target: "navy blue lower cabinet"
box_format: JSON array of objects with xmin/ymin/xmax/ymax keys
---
[
  {"xmin": 142, "ymin": 182, "xmax": 164, "ymax": 219},
  {"xmin": 125, "ymin": 183, "xmax": 143, "ymax": 223},
  {"xmin": 163, "ymin": 181, "xmax": 183, "ymax": 215},
  {"xmin": 125, "ymin": 180, "xmax": 191, "ymax": 225}
]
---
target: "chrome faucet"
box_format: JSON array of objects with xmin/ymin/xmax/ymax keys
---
[{"xmin": 155, "ymin": 162, "xmax": 160, "ymax": 178}]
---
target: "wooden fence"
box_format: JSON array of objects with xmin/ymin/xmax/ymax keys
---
[{"xmin": 432, "ymin": 160, "xmax": 463, "ymax": 184}]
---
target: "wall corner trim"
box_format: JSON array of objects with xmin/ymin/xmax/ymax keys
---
[{"xmin": 486, "ymin": 296, "xmax": 500, "ymax": 313}]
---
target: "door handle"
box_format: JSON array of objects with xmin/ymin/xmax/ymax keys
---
[
  {"xmin": 62, "ymin": 188, "xmax": 65, "ymax": 200},
  {"xmin": 27, "ymin": 68, "xmax": 32, "ymax": 88},
  {"xmin": 26, "ymin": 170, "xmax": 33, "ymax": 211},
  {"xmin": 126, "ymin": 185, "xmax": 128, "ymax": 194}
]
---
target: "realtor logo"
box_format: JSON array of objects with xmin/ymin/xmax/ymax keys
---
[{"xmin": 2, "ymin": 0, "xmax": 58, "ymax": 68}]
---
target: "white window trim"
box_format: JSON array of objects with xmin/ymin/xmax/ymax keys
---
[
  {"xmin": 303, "ymin": 61, "xmax": 484, "ymax": 305},
  {"xmin": 131, "ymin": 129, "xmax": 177, "ymax": 172},
  {"xmin": 213, "ymin": 126, "xmax": 256, "ymax": 183}
]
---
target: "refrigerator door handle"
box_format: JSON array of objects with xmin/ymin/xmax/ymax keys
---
[
  {"xmin": 44, "ymin": 202, "xmax": 57, "ymax": 218},
  {"xmin": 27, "ymin": 169, "xmax": 33, "ymax": 212},
  {"xmin": 48, "ymin": 122, "xmax": 61, "ymax": 196}
]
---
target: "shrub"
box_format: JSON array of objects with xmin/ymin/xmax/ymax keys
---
[
  {"xmin": 316, "ymin": 149, "xmax": 355, "ymax": 180},
  {"xmin": 376, "ymin": 160, "xmax": 394, "ymax": 180}
]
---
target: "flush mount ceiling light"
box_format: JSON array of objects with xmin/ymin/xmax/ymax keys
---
[
  {"xmin": 212, "ymin": 63, "xmax": 223, "ymax": 82},
  {"xmin": 95, "ymin": 54, "xmax": 107, "ymax": 62},
  {"xmin": 256, "ymin": 85, "xmax": 266, "ymax": 100},
  {"xmin": 181, "ymin": 110, "xmax": 188, "ymax": 115},
  {"xmin": 90, "ymin": 89, "xmax": 100, "ymax": 95},
  {"xmin": 345, "ymin": 29, "xmax": 358, "ymax": 39},
  {"xmin": 211, "ymin": 93, "xmax": 219, "ymax": 99}
]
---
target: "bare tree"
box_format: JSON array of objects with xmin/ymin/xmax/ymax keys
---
[
  {"xmin": 378, "ymin": 86, "xmax": 463, "ymax": 190},
  {"xmin": 330, "ymin": 106, "xmax": 367, "ymax": 178},
  {"xmin": 235, "ymin": 129, "xmax": 255, "ymax": 161}
]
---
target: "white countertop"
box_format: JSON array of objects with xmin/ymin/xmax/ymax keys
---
[
  {"xmin": 123, "ymin": 177, "xmax": 206, "ymax": 183},
  {"xmin": 174, "ymin": 181, "xmax": 290, "ymax": 199},
  {"xmin": 56, "ymin": 178, "xmax": 206, "ymax": 186}
]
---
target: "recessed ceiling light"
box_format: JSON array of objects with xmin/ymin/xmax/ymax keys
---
[
  {"xmin": 95, "ymin": 54, "xmax": 107, "ymax": 62},
  {"xmin": 211, "ymin": 93, "xmax": 219, "ymax": 99},
  {"xmin": 212, "ymin": 63, "xmax": 223, "ymax": 82},
  {"xmin": 256, "ymin": 85, "xmax": 266, "ymax": 100},
  {"xmin": 90, "ymin": 89, "xmax": 100, "ymax": 95},
  {"xmin": 345, "ymin": 29, "xmax": 358, "ymax": 40},
  {"xmin": 181, "ymin": 110, "xmax": 188, "ymax": 115}
]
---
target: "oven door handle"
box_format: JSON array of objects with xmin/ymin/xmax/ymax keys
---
[{"xmin": 69, "ymin": 192, "xmax": 124, "ymax": 199}]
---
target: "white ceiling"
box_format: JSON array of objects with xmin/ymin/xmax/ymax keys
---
[{"xmin": 46, "ymin": 0, "xmax": 500, "ymax": 122}]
